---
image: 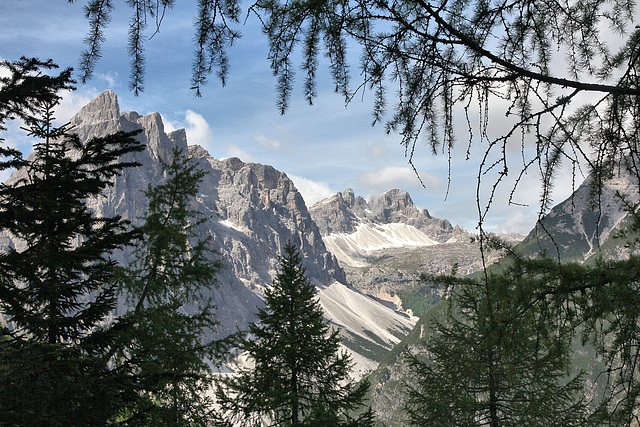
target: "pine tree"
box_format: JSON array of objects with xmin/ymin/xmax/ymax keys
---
[
  {"xmin": 216, "ymin": 242, "xmax": 374, "ymax": 426},
  {"xmin": 0, "ymin": 58, "xmax": 145, "ymax": 425},
  {"xmin": 115, "ymin": 147, "xmax": 228, "ymax": 425},
  {"xmin": 404, "ymin": 249, "xmax": 588, "ymax": 426}
]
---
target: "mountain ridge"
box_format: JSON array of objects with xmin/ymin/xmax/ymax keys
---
[
  {"xmin": 516, "ymin": 167, "xmax": 640, "ymax": 262},
  {"xmin": 310, "ymin": 188, "xmax": 466, "ymax": 242},
  {"xmin": 363, "ymin": 163, "xmax": 640, "ymax": 426},
  {"xmin": 0, "ymin": 90, "xmax": 417, "ymax": 378}
]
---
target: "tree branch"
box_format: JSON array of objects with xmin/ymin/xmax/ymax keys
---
[{"xmin": 419, "ymin": 0, "xmax": 640, "ymax": 97}]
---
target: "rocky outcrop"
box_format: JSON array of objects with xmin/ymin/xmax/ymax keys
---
[
  {"xmin": 517, "ymin": 168, "xmax": 640, "ymax": 262},
  {"xmin": 5, "ymin": 90, "xmax": 346, "ymax": 337},
  {"xmin": 310, "ymin": 188, "xmax": 467, "ymax": 243},
  {"xmin": 186, "ymin": 152, "xmax": 346, "ymax": 291},
  {"xmin": 308, "ymin": 188, "xmax": 365, "ymax": 235}
]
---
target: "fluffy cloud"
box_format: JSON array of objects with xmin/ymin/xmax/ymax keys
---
[
  {"xmin": 366, "ymin": 141, "xmax": 388, "ymax": 160},
  {"xmin": 0, "ymin": 60, "xmax": 10, "ymax": 78},
  {"xmin": 55, "ymin": 89, "xmax": 100, "ymax": 123},
  {"xmin": 162, "ymin": 110, "xmax": 217, "ymax": 153},
  {"xmin": 97, "ymin": 72, "xmax": 119, "ymax": 88},
  {"xmin": 183, "ymin": 110, "xmax": 214, "ymax": 150},
  {"xmin": 225, "ymin": 143, "xmax": 255, "ymax": 162},
  {"xmin": 499, "ymin": 210, "xmax": 538, "ymax": 235},
  {"xmin": 288, "ymin": 175, "xmax": 336, "ymax": 206},
  {"xmin": 358, "ymin": 165, "xmax": 445, "ymax": 193}
]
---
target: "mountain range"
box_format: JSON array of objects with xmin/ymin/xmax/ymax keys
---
[
  {"xmin": 5, "ymin": 91, "xmax": 631, "ymax": 423},
  {"xmin": 364, "ymin": 161, "xmax": 640, "ymax": 426},
  {"xmin": 309, "ymin": 188, "xmax": 523, "ymax": 317},
  {"xmin": 1, "ymin": 91, "xmax": 428, "ymax": 378}
]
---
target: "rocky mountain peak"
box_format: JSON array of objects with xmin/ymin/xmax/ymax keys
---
[
  {"xmin": 517, "ymin": 165, "xmax": 640, "ymax": 261},
  {"xmin": 24, "ymin": 90, "xmax": 348, "ymax": 332},
  {"xmin": 342, "ymin": 188, "xmax": 356, "ymax": 205},
  {"xmin": 369, "ymin": 189, "xmax": 421, "ymax": 222},
  {"xmin": 310, "ymin": 188, "xmax": 461, "ymax": 243},
  {"xmin": 70, "ymin": 89, "xmax": 120, "ymax": 127},
  {"xmin": 222, "ymin": 157, "xmax": 244, "ymax": 171},
  {"xmin": 308, "ymin": 190, "xmax": 359, "ymax": 235},
  {"xmin": 69, "ymin": 90, "xmax": 186, "ymax": 165},
  {"xmin": 380, "ymin": 188, "xmax": 411, "ymax": 204}
]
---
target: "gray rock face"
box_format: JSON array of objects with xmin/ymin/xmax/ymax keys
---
[
  {"xmin": 517, "ymin": 168, "xmax": 640, "ymax": 262},
  {"xmin": 186, "ymin": 151, "xmax": 346, "ymax": 292},
  {"xmin": 4, "ymin": 90, "xmax": 346, "ymax": 337},
  {"xmin": 310, "ymin": 188, "xmax": 466, "ymax": 243}
]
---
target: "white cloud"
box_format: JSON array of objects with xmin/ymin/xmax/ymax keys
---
[
  {"xmin": 255, "ymin": 135, "xmax": 283, "ymax": 151},
  {"xmin": 0, "ymin": 169, "xmax": 11, "ymax": 183},
  {"xmin": 288, "ymin": 175, "xmax": 336, "ymax": 206},
  {"xmin": 497, "ymin": 210, "xmax": 538, "ymax": 235},
  {"xmin": 0, "ymin": 60, "xmax": 10, "ymax": 78},
  {"xmin": 162, "ymin": 110, "xmax": 215, "ymax": 152},
  {"xmin": 184, "ymin": 110, "xmax": 214, "ymax": 150},
  {"xmin": 358, "ymin": 165, "xmax": 445, "ymax": 193},
  {"xmin": 162, "ymin": 116, "xmax": 178, "ymax": 133},
  {"xmin": 225, "ymin": 143, "xmax": 255, "ymax": 162},
  {"xmin": 55, "ymin": 89, "xmax": 100, "ymax": 124}
]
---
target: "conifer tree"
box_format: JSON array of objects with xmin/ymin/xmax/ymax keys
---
[
  {"xmin": 216, "ymin": 242, "xmax": 374, "ymax": 426},
  {"xmin": 115, "ymin": 147, "xmax": 227, "ymax": 425},
  {"xmin": 404, "ymin": 249, "xmax": 588, "ymax": 426},
  {"xmin": 0, "ymin": 58, "xmax": 145, "ymax": 425}
]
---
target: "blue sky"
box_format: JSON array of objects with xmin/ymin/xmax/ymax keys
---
[{"xmin": 0, "ymin": 0, "xmax": 589, "ymax": 234}]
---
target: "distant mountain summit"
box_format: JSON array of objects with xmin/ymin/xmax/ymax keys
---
[
  {"xmin": 309, "ymin": 188, "xmax": 467, "ymax": 268},
  {"xmin": 311, "ymin": 188, "xmax": 463, "ymax": 241},
  {"xmin": 517, "ymin": 167, "xmax": 640, "ymax": 262}
]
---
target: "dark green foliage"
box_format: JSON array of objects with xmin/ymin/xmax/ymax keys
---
[
  {"xmin": 0, "ymin": 58, "xmax": 145, "ymax": 425},
  {"xmin": 0, "ymin": 57, "xmax": 74, "ymax": 132},
  {"xmin": 404, "ymin": 258, "xmax": 587, "ymax": 426},
  {"xmin": 396, "ymin": 284, "xmax": 440, "ymax": 318},
  {"xmin": 114, "ymin": 147, "xmax": 228, "ymax": 425},
  {"xmin": 0, "ymin": 118, "xmax": 142, "ymax": 344},
  {"xmin": 0, "ymin": 341, "xmax": 128, "ymax": 426},
  {"xmin": 0, "ymin": 58, "xmax": 232, "ymax": 425},
  {"xmin": 405, "ymin": 226, "xmax": 640, "ymax": 426},
  {"xmin": 216, "ymin": 242, "xmax": 374, "ymax": 426},
  {"xmin": 0, "ymin": 57, "xmax": 73, "ymax": 170}
]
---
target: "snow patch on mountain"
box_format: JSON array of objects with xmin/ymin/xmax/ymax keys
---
[
  {"xmin": 218, "ymin": 219, "xmax": 249, "ymax": 234},
  {"xmin": 323, "ymin": 222, "xmax": 439, "ymax": 267}
]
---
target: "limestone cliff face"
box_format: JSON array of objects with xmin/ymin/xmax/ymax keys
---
[
  {"xmin": 310, "ymin": 188, "xmax": 467, "ymax": 243},
  {"xmin": 185, "ymin": 149, "xmax": 346, "ymax": 291},
  {"xmin": 308, "ymin": 188, "xmax": 366, "ymax": 235},
  {"xmin": 5, "ymin": 90, "xmax": 345, "ymax": 336},
  {"xmin": 517, "ymin": 167, "xmax": 640, "ymax": 262}
]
